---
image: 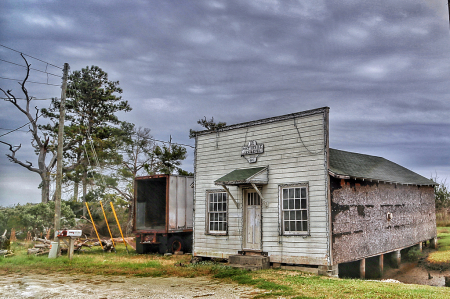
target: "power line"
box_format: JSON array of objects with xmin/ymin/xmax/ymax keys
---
[
  {"xmin": 0, "ymin": 76, "xmax": 60, "ymax": 87},
  {"xmin": 142, "ymin": 135, "xmax": 194, "ymax": 148},
  {"xmin": 0, "ymin": 58, "xmax": 60, "ymax": 77},
  {"xmin": 0, "ymin": 121, "xmax": 31, "ymax": 138},
  {"xmin": 0, "ymin": 112, "xmax": 44, "ymax": 138},
  {"xmin": 0, "ymin": 44, "xmax": 63, "ymax": 70},
  {"xmin": 0, "ymin": 128, "xmax": 29, "ymax": 132},
  {"xmin": 0, "ymin": 97, "xmax": 52, "ymax": 100}
]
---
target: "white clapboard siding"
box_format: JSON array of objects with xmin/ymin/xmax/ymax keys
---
[{"xmin": 193, "ymin": 109, "xmax": 330, "ymax": 265}]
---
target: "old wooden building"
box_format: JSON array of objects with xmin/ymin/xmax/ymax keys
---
[{"xmin": 191, "ymin": 107, "xmax": 437, "ymax": 277}]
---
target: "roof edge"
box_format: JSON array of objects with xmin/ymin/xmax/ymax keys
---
[
  {"xmin": 194, "ymin": 107, "xmax": 329, "ymax": 137},
  {"xmin": 328, "ymin": 170, "xmax": 437, "ymax": 187}
]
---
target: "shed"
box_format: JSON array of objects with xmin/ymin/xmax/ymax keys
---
[{"xmin": 191, "ymin": 107, "xmax": 437, "ymax": 277}]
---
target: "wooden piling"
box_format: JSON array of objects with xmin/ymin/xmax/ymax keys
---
[
  {"xmin": 379, "ymin": 254, "xmax": 384, "ymax": 277},
  {"xmin": 360, "ymin": 259, "xmax": 365, "ymax": 279}
]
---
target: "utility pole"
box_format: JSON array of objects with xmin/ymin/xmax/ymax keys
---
[{"xmin": 54, "ymin": 63, "xmax": 69, "ymax": 235}]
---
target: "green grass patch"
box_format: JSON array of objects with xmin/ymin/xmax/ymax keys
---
[{"xmin": 427, "ymin": 227, "xmax": 450, "ymax": 269}]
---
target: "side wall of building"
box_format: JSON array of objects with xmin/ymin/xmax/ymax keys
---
[
  {"xmin": 330, "ymin": 177, "xmax": 437, "ymax": 264},
  {"xmin": 193, "ymin": 109, "xmax": 331, "ymax": 266}
]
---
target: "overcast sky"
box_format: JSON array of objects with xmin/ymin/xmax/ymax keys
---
[{"xmin": 1, "ymin": 0, "xmax": 449, "ymax": 207}]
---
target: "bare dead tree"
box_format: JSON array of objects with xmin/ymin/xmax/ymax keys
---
[{"xmin": 0, "ymin": 54, "xmax": 57, "ymax": 203}]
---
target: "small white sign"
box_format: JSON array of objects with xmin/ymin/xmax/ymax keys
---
[{"xmin": 241, "ymin": 140, "xmax": 264, "ymax": 163}]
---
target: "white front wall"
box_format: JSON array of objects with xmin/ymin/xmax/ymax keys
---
[{"xmin": 194, "ymin": 109, "xmax": 330, "ymax": 266}]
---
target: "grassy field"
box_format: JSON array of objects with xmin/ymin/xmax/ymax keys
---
[
  {"xmin": 2, "ymin": 242, "xmax": 450, "ymax": 298},
  {"xmin": 426, "ymin": 227, "xmax": 450, "ymax": 270}
]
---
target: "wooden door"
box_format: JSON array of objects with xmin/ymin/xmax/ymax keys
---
[{"xmin": 244, "ymin": 190, "xmax": 261, "ymax": 250}]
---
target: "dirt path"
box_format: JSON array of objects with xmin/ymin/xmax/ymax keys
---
[{"xmin": 0, "ymin": 273, "xmax": 263, "ymax": 299}]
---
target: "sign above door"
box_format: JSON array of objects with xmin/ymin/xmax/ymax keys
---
[{"xmin": 241, "ymin": 140, "xmax": 264, "ymax": 163}]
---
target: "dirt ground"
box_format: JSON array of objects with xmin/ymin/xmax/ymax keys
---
[
  {"xmin": 382, "ymin": 261, "xmax": 449, "ymax": 287},
  {"xmin": 0, "ymin": 273, "xmax": 263, "ymax": 299}
]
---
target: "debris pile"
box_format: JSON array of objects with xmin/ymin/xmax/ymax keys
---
[
  {"xmin": 27, "ymin": 237, "xmax": 52, "ymax": 256},
  {"xmin": 0, "ymin": 229, "xmax": 14, "ymax": 257}
]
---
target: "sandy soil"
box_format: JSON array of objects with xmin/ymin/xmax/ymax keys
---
[{"xmin": 0, "ymin": 273, "xmax": 263, "ymax": 299}]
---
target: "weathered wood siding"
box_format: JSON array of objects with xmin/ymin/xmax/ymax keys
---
[
  {"xmin": 193, "ymin": 108, "xmax": 330, "ymax": 265},
  {"xmin": 331, "ymin": 177, "xmax": 437, "ymax": 264}
]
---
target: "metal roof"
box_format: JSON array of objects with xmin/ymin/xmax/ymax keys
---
[
  {"xmin": 215, "ymin": 166, "xmax": 268, "ymax": 186},
  {"xmin": 329, "ymin": 148, "xmax": 436, "ymax": 186}
]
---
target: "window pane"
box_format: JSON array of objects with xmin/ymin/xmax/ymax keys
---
[
  {"xmin": 302, "ymin": 210, "xmax": 308, "ymax": 220},
  {"xmin": 296, "ymin": 221, "xmax": 302, "ymax": 232},
  {"xmin": 301, "ymin": 198, "xmax": 307, "ymax": 209},
  {"xmin": 295, "ymin": 188, "xmax": 300, "ymax": 198},
  {"xmin": 296, "ymin": 210, "xmax": 302, "ymax": 220},
  {"xmin": 284, "ymin": 221, "xmax": 290, "ymax": 231},
  {"xmin": 210, "ymin": 223, "xmax": 213, "ymax": 231},
  {"xmin": 301, "ymin": 188, "xmax": 306, "ymax": 198},
  {"xmin": 283, "ymin": 199, "xmax": 288, "ymax": 210},
  {"xmin": 295, "ymin": 198, "xmax": 300, "ymax": 209},
  {"xmin": 290, "ymin": 211, "xmax": 295, "ymax": 220},
  {"xmin": 284, "ymin": 211, "xmax": 289, "ymax": 220},
  {"xmin": 218, "ymin": 203, "xmax": 222, "ymax": 211},
  {"xmin": 289, "ymin": 188, "xmax": 294, "ymax": 198},
  {"xmin": 302, "ymin": 221, "xmax": 307, "ymax": 231},
  {"xmin": 290, "ymin": 221, "xmax": 295, "ymax": 231},
  {"xmin": 283, "ymin": 189, "xmax": 288, "ymax": 199},
  {"xmin": 289, "ymin": 199, "xmax": 294, "ymax": 209},
  {"xmin": 213, "ymin": 193, "xmax": 217, "ymax": 201},
  {"xmin": 209, "ymin": 202, "xmax": 213, "ymax": 211},
  {"xmin": 223, "ymin": 202, "xmax": 227, "ymax": 210}
]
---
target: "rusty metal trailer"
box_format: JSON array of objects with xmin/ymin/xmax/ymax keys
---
[{"xmin": 133, "ymin": 174, "xmax": 194, "ymax": 254}]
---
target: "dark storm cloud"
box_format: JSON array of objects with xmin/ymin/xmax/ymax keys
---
[{"xmin": 1, "ymin": 0, "xmax": 449, "ymax": 206}]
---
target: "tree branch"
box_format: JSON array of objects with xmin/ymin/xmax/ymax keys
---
[{"xmin": 0, "ymin": 140, "xmax": 40, "ymax": 173}]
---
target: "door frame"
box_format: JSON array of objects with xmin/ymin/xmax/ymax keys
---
[{"xmin": 243, "ymin": 187, "xmax": 262, "ymax": 251}]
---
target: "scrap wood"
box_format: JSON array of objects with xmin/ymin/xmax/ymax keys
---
[
  {"xmin": 93, "ymin": 239, "xmax": 114, "ymax": 252},
  {"xmin": 33, "ymin": 237, "xmax": 51, "ymax": 244}
]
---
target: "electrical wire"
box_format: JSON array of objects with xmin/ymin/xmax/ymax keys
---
[
  {"xmin": 0, "ymin": 97, "xmax": 52, "ymax": 100},
  {"xmin": 0, "ymin": 112, "xmax": 44, "ymax": 138},
  {"xmin": 0, "ymin": 76, "xmax": 60, "ymax": 86},
  {"xmin": 141, "ymin": 135, "xmax": 194, "ymax": 148},
  {"xmin": 0, "ymin": 44, "xmax": 63, "ymax": 70},
  {"xmin": 0, "ymin": 121, "xmax": 30, "ymax": 138},
  {"xmin": 0, "ymin": 128, "xmax": 28, "ymax": 133},
  {"xmin": 0, "ymin": 58, "xmax": 60, "ymax": 77}
]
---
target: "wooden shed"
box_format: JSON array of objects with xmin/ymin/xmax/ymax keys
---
[{"xmin": 191, "ymin": 107, "xmax": 437, "ymax": 277}]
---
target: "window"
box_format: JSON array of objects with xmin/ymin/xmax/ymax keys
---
[
  {"xmin": 207, "ymin": 191, "xmax": 228, "ymax": 234},
  {"xmin": 280, "ymin": 185, "xmax": 308, "ymax": 235}
]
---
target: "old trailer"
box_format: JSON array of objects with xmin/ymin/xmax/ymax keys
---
[{"xmin": 133, "ymin": 174, "xmax": 194, "ymax": 254}]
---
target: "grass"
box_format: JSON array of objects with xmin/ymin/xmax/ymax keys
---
[
  {"xmin": 436, "ymin": 210, "xmax": 450, "ymax": 227},
  {"xmin": 2, "ymin": 242, "xmax": 450, "ymax": 298},
  {"xmin": 426, "ymin": 227, "xmax": 450, "ymax": 269}
]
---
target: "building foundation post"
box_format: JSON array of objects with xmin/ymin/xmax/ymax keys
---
[
  {"xmin": 360, "ymin": 259, "xmax": 365, "ymax": 279},
  {"xmin": 431, "ymin": 237, "xmax": 438, "ymax": 250},
  {"xmin": 379, "ymin": 254, "xmax": 384, "ymax": 277},
  {"xmin": 394, "ymin": 250, "xmax": 401, "ymax": 268},
  {"xmin": 416, "ymin": 242, "xmax": 423, "ymax": 252}
]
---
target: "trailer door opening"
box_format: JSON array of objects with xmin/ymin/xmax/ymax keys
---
[{"xmin": 136, "ymin": 177, "xmax": 166, "ymax": 230}]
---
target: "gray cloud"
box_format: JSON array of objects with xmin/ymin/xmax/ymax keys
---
[{"xmin": 1, "ymin": 0, "xmax": 449, "ymax": 206}]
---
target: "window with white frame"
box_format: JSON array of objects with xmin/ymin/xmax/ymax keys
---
[
  {"xmin": 280, "ymin": 184, "xmax": 308, "ymax": 235},
  {"xmin": 207, "ymin": 191, "xmax": 228, "ymax": 234}
]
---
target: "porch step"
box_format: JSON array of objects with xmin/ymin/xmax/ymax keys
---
[{"xmin": 228, "ymin": 255, "xmax": 270, "ymax": 271}]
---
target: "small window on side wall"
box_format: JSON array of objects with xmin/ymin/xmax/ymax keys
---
[
  {"xmin": 280, "ymin": 184, "xmax": 308, "ymax": 235},
  {"xmin": 207, "ymin": 191, "xmax": 228, "ymax": 235}
]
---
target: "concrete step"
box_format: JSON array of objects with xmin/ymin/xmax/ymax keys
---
[
  {"xmin": 227, "ymin": 263, "xmax": 264, "ymax": 271},
  {"xmin": 228, "ymin": 255, "xmax": 270, "ymax": 270}
]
